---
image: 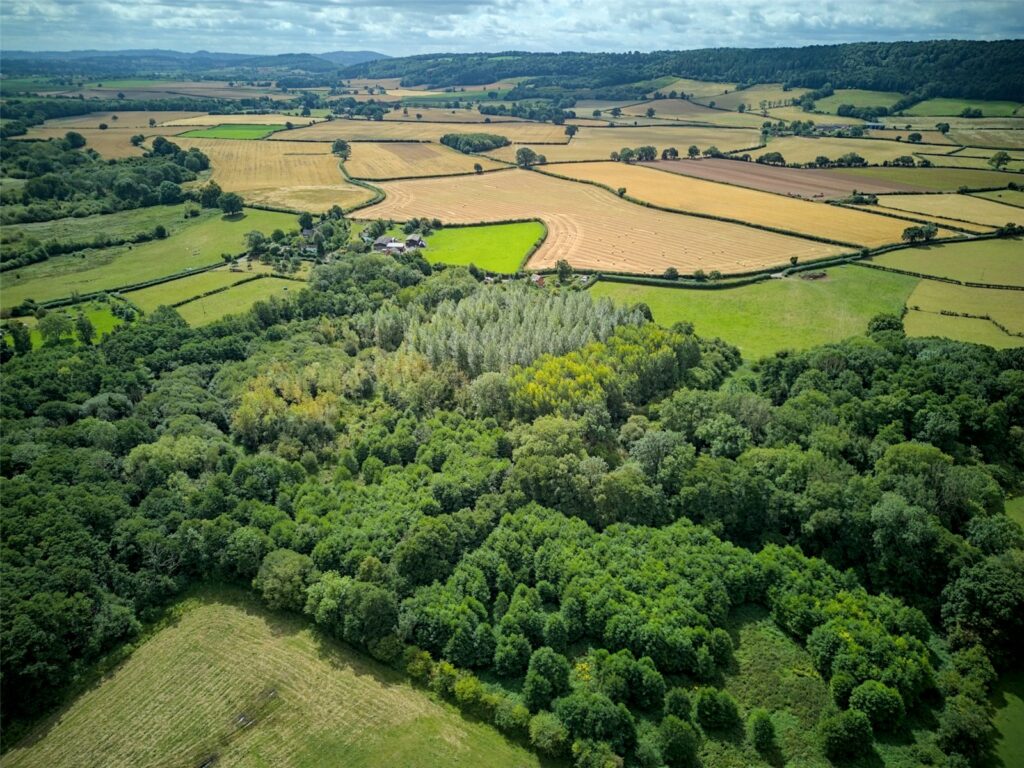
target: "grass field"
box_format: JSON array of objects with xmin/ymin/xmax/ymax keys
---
[
  {"xmin": 486, "ymin": 125, "xmax": 762, "ymax": 164},
  {"xmin": 651, "ymin": 78, "xmax": 735, "ymax": 98},
  {"xmin": 906, "ymin": 280, "xmax": 1024, "ymax": 336},
  {"xmin": 872, "ymin": 194, "xmax": 1024, "ymax": 227},
  {"xmin": 870, "ymin": 238, "xmax": 1024, "ymax": 286},
  {"xmin": 947, "ymin": 129, "xmax": 1024, "ymax": 149},
  {"xmin": 814, "ymin": 89, "xmax": 904, "ymax": 113},
  {"xmin": 1007, "ymin": 497, "xmax": 1024, "ymax": 527},
  {"xmin": 545, "ymin": 161, "xmax": 930, "ymax": 247},
  {"xmin": 589, "ymin": 266, "xmax": 916, "ymax": 359},
  {"xmin": 173, "ymin": 138, "xmax": 375, "ymax": 212},
  {"xmin": 180, "ymin": 124, "xmax": 284, "ymax": 140},
  {"xmin": 827, "ymin": 166, "xmax": 1020, "ymax": 191},
  {"xmin": 621, "ymin": 100, "xmax": 768, "ymax": 128},
  {"xmin": 123, "ymin": 270, "xmax": 256, "ymax": 312},
  {"xmin": 904, "ymin": 310, "xmax": 1023, "ymax": 349},
  {"xmin": 0, "ymin": 588, "xmax": 542, "ymax": 768},
  {"xmin": 701, "ymin": 84, "xmax": 809, "ymax": 111},
  {"xmin": 59, "ymin": 80, "xmax": 291, "ymax": 101},
  {"xmin": 992, "ymin": 668, "xmax": 1024, "ymax": 768},
  {"xmin": 973, "ymin": 189, "xmax": 1024, "ymax": 207},
  {"xmin": 275, "ymin": 120, "xmax": 569, "ymax": 144},
  {"xmin": 868, "ymin": 128, "xmax": 956, "ymax": 145},
  {"xmin": 766, "ymin": 106, "xmax": 866, "ymax": 126},
  {"xmin": 425, "ymin": 222, "xmax": 544, "ymax": 272},
  {"xmin": 345, "ymin": 142, "xmax": 507, "ymax": 179},
  {"xmin": 360, "ymin": 169, "xmax": 849, "ymax": 275},
  {"xmin": 921, "ymin": 153, "xmax": 1024, "ymax": 172},
  {"xmin": 2, "ymin": 203, "xmax": 193, "ymax": 249},
  {"xmin": 1, "ymin": 208, "xmax": 296, "ymax": 308},
  {"xmin": 905, "ymin": 99, "xmax": 1023, "ymax": 117},
  {"xmin": 176, "ymin": 277, "xmax": 300, "ymax": 325},
  {"xmin": 760, "ymin": 135, "xmax": 957, "ymax": 165}
]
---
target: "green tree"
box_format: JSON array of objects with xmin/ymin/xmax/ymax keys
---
[
  {"xmin": 659, "ymin": 716, "xmax": 699, "ymax": 768},
  {"xmin": 494, "ymin": 632, "xmax": 532, "ymax": 676},
  {"xmin": 64, "ymin": 131, "xmax": 86, "ymax": 148},
  {"xmin": 253, "ymin": 549, "xmax": 315, "ymax": 611},
  {"xmin": 523, "ymin": 647, "xmax": 571, "ymax": 711},
  {"xmin": 849, "ymin": 680, "xmax": 905, "ymax": 731},
  {"xmin": 219, "ymin": 192, "xmax": 244, "ymax": 216},
  {"xmin": 74, "ymin": 314, "xmax": 96, "ymax": 346},
  {"xmin": 331, "ymin": 139, "xmax": 351, "ymax": 159},
  {"xmin": 687, "ymin": 145, "xmax": 700, "ymax": 158},
  {"xmin": 820, "ymin": 709, "xmax": 873, "ymax": 760},
  {"xmin": 38, "ymin": 313, "xmax": 73, "ymax": 346},
  {"xmin": 989, "ymin": 151, "xmax": 1011, "ymax": 170},
  {"xmin": 7, "ymin": 321, "xmax": 32, "ymax": 355},
  {"xmin": 556, "ymin": 259, "xmax": 573, "ymax": 283},
  {"xmin": 529, "ymin": 711, "xmax": 569, "ymax": 756},
  {"xmin": 565, "ymin": 125, "xmax": 579, "ymax": 138},
  {"xmin": 748, "ymin": 708, "xmax": 776, "ymax": 753},
  {"xmin": 516, "ymin": 147, "xmax": 540, "ymax": 168},
  {"xmin": 200, "ymin": 182, "xmax": 223, "ymax": 208}
]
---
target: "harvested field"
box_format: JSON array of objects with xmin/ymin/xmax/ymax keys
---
[
  {"xmin": 639, "ymin": 157, "xmax": 926, "ymax": 198},
  {"xmin": 14, "ymin": 126, "xmax": 191, "ymax": 158},
  {"xmin": 871, "ymin": 194, "xmax": 1024, "ymax": 227},
  {"xmin": 651, "ymin": 79, "xmax": 735, "ymax": 98},
  {"xmin": 866, "ymin": 129, "xmax": 955, "ymax": 145},
  {"xmin": 972, "ymin": 189, "xmax": 1024, "ymax": 207},
  {"xmin": 882, "ymin": 116, "xmax": 1024, "ymax": 131},
  {"xmin": 870, "ymin": 239, "xmax": 1024, "ymax": 286},
  {"xmin": 345, "ymin": 142, "xmax": 507, "ymax": 179},
  {"xmin": 621, "ymin": 100, "xmax": 767, "ymax": 127},
  {"xmin": 814, "ymin": 89, "xmax": 904, "ymax": 113},
  {"xmin": 947, "ymin": 129, "xmax": 1024, "ymax": 149},
  {"xmin": 358, "ymin": 169, "xmax": 849, "ymax": 275},
  {"xmin": 574, "ymin": 99, "xmax": 649, "ymax": 112},
  {"xmin": 58, "ymin": 80, "xmax": 290, "ymax": 101},
  {"xmin": 907, "ymin": 280, "xmax": 1024, "ymax": 335},
  {"xmin": 32, "ymin": 110, "xmax": 205, "ymax": 128},
  {"xmin": 0, "ymin": 588, "xmax": 540, "ymax": 768},
  {"xmin": 905, "ymin": 99, "xmax": 1023, "ymax": 117},
  {"xmin": 486, "ymin": 125, "xmax": 762, "ymax": 163},
  {"xmin": 176, "ymin": 278, "xmax": 299, "ymax": 325},
  {"xmin": 759, "ymin": 135, "xmax": 958, "ymax": 165},
  {"xmin": 382, "ymin": 107, "xmax": 524, "ymax": 123},
  {"xmin": 173, "ymin": 138, "xmax": 375, "ymax": 212},
  {"xmin": 827, "ymin": 166, "xmax": 1021, "ymax": 191},
  {"xmin": 904, "ymin": 310, "xmax": 1023, "ymax": 348},
  {"xmin": 162, "ymin": 113, "xmax": 321, "ymax": 126},
  {"xmin": 921, "ymin": 153, "xmax": 1024, "ymax": 171},
  {"xmin": 701, "ymin": 84, "xmax": 809, "ymax": 111},
  {"xmin": 273, "ymin": 119, "xmax": 569, "ymax": 144},
  {"xmin": 767, "ymin": 107, "xmax": 865, "ymax": 126},
  {"xmin": 546, "ymin": 161, "xmax": 933, "ymax": 247}
]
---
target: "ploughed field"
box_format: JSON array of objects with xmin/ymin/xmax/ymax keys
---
[
  {"xmin": 358, "ymin": 169, "xmax": 850, "ymax": 275},
  {"xmin": 544, "ymin": 161, "xmax": 941, "ymax": 246}
]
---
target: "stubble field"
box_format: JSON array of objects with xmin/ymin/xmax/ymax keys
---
[
  {"xmin": 759, "ymin": 135, "xmax": 959, "ymax": 164},
  {"xmin": 273, "ymin": 120, "xmax": 570, "ymax": 144},
  {"xmin": 871, "ymin": 194, "xmax": 1024, "ymax": 227},
  {"xmin": 344, "ymin": 142, "xmax": 508, "ymax": 179},
  {"xmin": 358, "ymin": 169, "xmax": 849, "ymax": 274}
]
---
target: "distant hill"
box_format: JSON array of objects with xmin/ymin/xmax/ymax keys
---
[{"xmin": 318, "ymin": 50, "xmax": 389, "ymax": 66}]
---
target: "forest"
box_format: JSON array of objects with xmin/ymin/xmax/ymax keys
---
[{"xmin": 2, "ymin": 238, "xmax": 1022, "ymax": 766}]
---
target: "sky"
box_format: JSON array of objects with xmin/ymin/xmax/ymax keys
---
[{"xmin": 2, "ymin": 0, "xmax": 1022, "ymax": 54}]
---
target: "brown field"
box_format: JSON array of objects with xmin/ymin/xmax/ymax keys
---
[
  {"xmin": 947, "ymin": 129, "xmax": 1024, "ymax": 149},
  {"xmin": 343, "ymin": 77, "xmax": 405, "ymax": 90},
  {"xmin": 871, "ymin": 194, "xmax": 1024, "ymax": 227},
  {"xmin": 759, "ymin": 135, "xmax": 959, "ymax": 165},
  {"xmin": 640, "ymin": 157, "xmax": 928, "ymax": 198},
  {"xmin": 651, "ymin": 78, "xmax": 735, "ymax": 98},
  {"xmin": 14, "ymin": 126, "xmax": 192, "ymax": 158},
  {"xmin": 345, "ymin": 142, "xmax": 507, "ymax": 179},
  {"xmin": 700, "ymin": 84, "xmax": 810, "ymax": 111},
  {"xmin": 273, "ymin": 119, "xmax": 569, "ymax": 144},
  {"xmin": 546, "ymin": 161, "xmax": 937, "ymax": 247},
  {"xmin": 621, "ymin": 100, "xmax": 768, "ymax": 128},
  {"xmin": 766, "ymin": 107, "xmax": 865, "ymax": 126},
  {"xmin": 31, "ymin": 110, "xmax": 205, "ymax": 129},
  {"xmin": 161, "ymin": 113, "xmax": 322, "ymax": 127},
  {"xmin": 358, "ymin": 169, "xmax": 849, "ymax": 274},
  {"xmin": 907, "ymin": 280, "xmax": 1024, "ymax": 335},
  {"xmin": 486, "ymin": 125, "xmax": 762, "ymax": 163},
  {"xmin": 173, "ymin": 138, "xmax": 375, "ymax": 212},
  {"xmin": 382, "ymin": 108, "xmax": 524, "ymax": 123}
]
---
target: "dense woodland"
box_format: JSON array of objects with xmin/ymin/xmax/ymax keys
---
[{"xmin": 2, "ymin": 241, "xmax": 1022, "ymax": 765}]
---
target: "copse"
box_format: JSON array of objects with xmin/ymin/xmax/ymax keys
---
[{"xmin": 440, "ymin": 133, "xmax": 510, "ymax": 154}]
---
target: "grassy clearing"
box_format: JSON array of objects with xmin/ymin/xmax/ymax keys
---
[
  {"xmin": 2, "ymin": 208, "xmax": 297, "ymax": 308},
  {"xmin": 0, "ymin": 587, "xmax": 543, "ymax": 768},
  {"xmin": 176, "ymin": 277, "xmax": 300, "ymax": 325},
  {"xmin": 871, "ymin": 238, "xmax": 1024, "ymax": 286},
  {"xmin": 992, "ymin": 668, "xmax": 1024, "ymax": 768},
  {"xmin": 905, "ymin": 99, "xmax": 1023, "ymax": 117},
  {"xmin": 180, "ymin": 124, "xmax": 284, "ymax": 140},
  {"xmin": 814, "ymin": 89, "xmax": 904, "ymax": 113},
  {"xmin": 906, "ymin": 281, "xmax": 1024, "ymax": 336},
  {"xmin": 904, "ymin": 310, "xmax": 1023, "ymax": 349},
  {"xmin": 2, "ymin": 300, "xmax": 124, "ymax": 349},
  {"xmin": 425, "ymin": 222, "xmax": 545, "ymax": 272},
  {"xmin": 828, "ymin": 166, "xmax": 1019, "ymax": 191},
  {"xmin": 589, "ymin": 266, "xmax": 916, "ymax": 360}
]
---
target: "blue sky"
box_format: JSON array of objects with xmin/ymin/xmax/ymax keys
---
[{"xmin": 2, "ymin": 0, "xmax": 1022, "ymax": 54}]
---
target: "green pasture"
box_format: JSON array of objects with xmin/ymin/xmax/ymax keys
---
[
  {"xmin": 425, "ymin": 222, "xmax": 545, "ymax": 273},
  {"xmin": 123, "ymin": 269, "xmax": 255, "ymax": 312},
  {"xmin": 2, "ymin": 204, "xmax": 193, "ymax": 249},
  {"xmin": 176, "ymin": 277, "xmax": 299, "ymax": 325},
  {"xmin": 905, "ymin": 99, "xmax": 1023, "ymax": 117},
  {"xmin": 871, "ymin": 238, "xmax": 1024, "ymax": 286},
  {"xmin": 904, "ymin": 310, "xmax": 1023, "ymax": 349},
  {"xmin": 180, "ymin": 124, "xmax": 285, "ymax": 139},
  {"xmin": 589, "ymin": 266, "xmax": 917, "ymax": 361},
  {"xmin": 2, "ymin": 300, "xmax": 124, "ymax": 349},
  {"xmin": 814, "ymin": 89, "xmax": 904, "ymax": 113}
]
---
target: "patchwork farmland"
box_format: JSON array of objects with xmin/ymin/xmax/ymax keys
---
[
  {"xmin": 870, "ymin": 194, "xmax": 1024, "ymax": 227},
  {"xmin": 358, "ymin": 169, "xmax": 850, "ymax": 274},
  {"xmin": 274, "ymin": 119, "xmax": 570, "ymax": 144}
]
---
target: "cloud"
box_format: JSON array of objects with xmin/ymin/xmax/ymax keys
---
[{"xmin": 1, "ymin": 0, "xmax": 1021, "ymax": 53}]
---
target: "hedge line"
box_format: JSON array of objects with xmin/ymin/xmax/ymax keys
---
[
  {"xmin": 908, "ymin": 305, "xmax": 1024, "ymax": 338},
  {"xmin": 169, "ymin": 273, "xmax": 267, "ymax": 308},
  {"xmin": 517, "ymin": 221, "xmax": 549, "ymax": 273},
  {"xmin": 855, "ymin": 260, "xmax": 1024, "ymax": 291},
  {"xmin": 338, "ymin": 162, "xmax": 386, "ymax": 213},
  {"xmin": 535, "ymin": 166, "xmax": 863, "ymax": 249},
  {"xmin": 349, "ymin": 165, "xmax": 515, "ymax": 184}
]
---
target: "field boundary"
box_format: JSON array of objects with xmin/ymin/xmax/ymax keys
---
[
  {"xmin": 347, "ymin": 164, "xmax": 516, "ymax": 183},
  {"xmin": 854, "ymin": 259, "xmax": 1024, "ymax": 291},
  {"xmin": 906, "ymin": 305, "xmax": 1024, "ymax": 339},
  {"xmin": 337, "ymin": 161, "xmax": 386, "ymax": 213}
]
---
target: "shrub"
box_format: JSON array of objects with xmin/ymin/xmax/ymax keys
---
[
  {"xmin": 748, "ymin": 708, "xmax": 775, "ymax": 753},
  {"xmin": 694, "ymin": 687, "xmax": 740, "ymax": 731},
  {"xmin": 849, "ymin": 680, "xmax": 905, "ymax": 731},
  {"xmin": 659, "ymin": 715, "xmax": 700, "ymax": 768},
  {"xmin": 664, "ymin": 687, "xmax": 693, "ymax": 721},
  {"xmin": 529, "ymin": 711, "xmax": 569, "ymax": 757},
  {"xmin": 820, "ymin": 709, "xmax": 873, "ymax": 760}
]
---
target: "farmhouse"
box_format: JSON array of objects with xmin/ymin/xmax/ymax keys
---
[
  {"xmin": 405, "ymin": 235, "xmax": 427, "ymax": 248},
  {"xmin": 373, "ymin": 235, "xmax": 397, "ymax": 251}
]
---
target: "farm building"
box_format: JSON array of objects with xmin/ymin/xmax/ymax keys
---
[
  {"xmin": 373, "ymin": 235, "xmax": 397, "ymax": 251},
  {"xmin": 406, "ymin": 235, "xmax": 427, "ymax": 248}
]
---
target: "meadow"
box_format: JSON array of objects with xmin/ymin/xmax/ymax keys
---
[
  {"xmin": 176, "ymin": 277, "xmax": 300, "ymax": 325},
  {"xmin": 870, "ymin": 238, "xmax": 1024, "ymax": 286},
  {"xmin": 649, "ymin": 78, "xmax": 734, "ymax": 97},
  {"xmin": 588, "ymin": 266, "xmax": 917, "ymax": 359},
  {"xmin": 0, "ymin": 588, "xmax": 541, "ymax": 768},
  {"xmin": 972, "ymin": 189, "xmax": 1024, "ymax": 207},
  {"xmin": 699, "ymin": 84, "xmax": 809, "ymax": 111},
  {"xmin": 765, "ymin": 106, "xmax": 865, "ymax": 125},
  {"xmin": 905, "ymin": 98, "xmax": 1023, "ymax": 117},
  {"xmin": 382, "ymin": 107, "xmax": 524, "ymax": 123},
  {"xmin": 871, "ymin": 193, "xmax": 1024, "ymax": 227},
  {"xmin": 424, "ymin": 221, "xmax": 545, "ymax": 272},
  {"xmin": 544, "ymin": 161, "xmax": 932, "ymax": 246},
  {"xmin": 906, "ymin": 280, "xmax": 1024, "ymax": 336},
  {"xmin": 31, "ymin": 110, "xmax": 205, "ymax": 129},
  {"xmin": 173, "ymin": 138, "xmax": 376, "ymax": 212},
  {"xmin": 920, "ymin": 153, "xmax": 1024, "ymax": 172},
  {"xmin": 904, "ymin": 309, "xmax": 1023, "ymax": 349},
  {"xmin": 2, "ymin": 300, "xmax": 124, "ymax": 348},
  {"xmin": 947, "ymin": 128, "xmax": 1024, "ymax": 149},
  {"xmin": 344, "ymin": 142, "xmax": 508, "ymax": 179},
  {"xmin": 1, "ymin": 208, "xmax": 296, "ymax": 308},
  {"xmin": 620, "ymin": 100, "xmax": 768, "ymax": 128},
  {"xmin": 123, "ymin": 270, "xmax": 257, "ymax": 312},
  {"xmin": 180, "ymin": 124, "xmax": 285, "ymax": 140},
  {"xmin": 360, "ymin": 169, "xmax": 849, "ymax": 275},
  {"xmin": 2, "ymin": 203, "xmax": 193, "ymax": 246},
  {"xmin": 813, "ymin": 89, "xmax": 904, "ymax": 112}
]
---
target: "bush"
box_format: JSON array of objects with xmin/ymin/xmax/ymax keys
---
[
  {"xmin": 659, "ymin": 715, "xmax": 700, "ymax": 768},
  {"xmin": 529, "ymin": 711, "xmax": 569, "ymax": 757},
  {"xmin": 820, "ymin": 709, "xmax": 873, "ymax": 760},
  {"xmin": 849, "ymin": 680, "xmax": 905, "ymax": 731},
  {"xmin": 748, "ymin": 708, "xmax": 775, "ymax": 753},
  {"xmin": 694, "ymin": 687, "xmax": 740, "ymax": 731},
  {"xmin": 664, "ymin": 687, "xmax": 693, "ymax": 722}
]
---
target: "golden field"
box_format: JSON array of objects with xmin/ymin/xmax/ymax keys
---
[
  {"xmin": 701, "ymin": 84, "xmax": 810, "ymax": 111},
  {"xmin": 651, "ymin": 78, "xmax": 735, "ymax": 98},
  {"xmin": 173, "ymin": 138, "xmax": 375, "ymax": 212},
  {"xmin": 275, "ymin": 119, "xmax": 569, "ymax": 144},
  {"xmin": 358, "ymin": 169, "xmax": 849, "ymax": 274},
  {"xmin": 382, "ymin": 107, "xmax": 524, "ymax": 123},
  {"xmin": 161, "ymin": 113, "xmax": 322, "ymax": 126},
  {"xmin": 872, "ymin": 193, "xmax": 1024, "ymax": 227},
  {"xmin": 29, "ymin": 110, "xmax": 205, "ymax": 129},
  {"xmin": 14, "ymin": 126, "xmax": 191, "ymax": 158},
  {"xmin": 485, "ymin": 125, "xmax": 762, "ymax": 163},
  {"xmin": 621, "ymin": 99, "xmax": 767, "ymax": 127},
  {"xmin": 345, "ymin": 142, "xmax": 508, "ymax": 179},
  {"xmin": 544, "ymin": 161, "xmax": 940, "ymax": 246},
  {"xmin": 760, "ymin": 135, "xmax": 959, "ymax": 165}
]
